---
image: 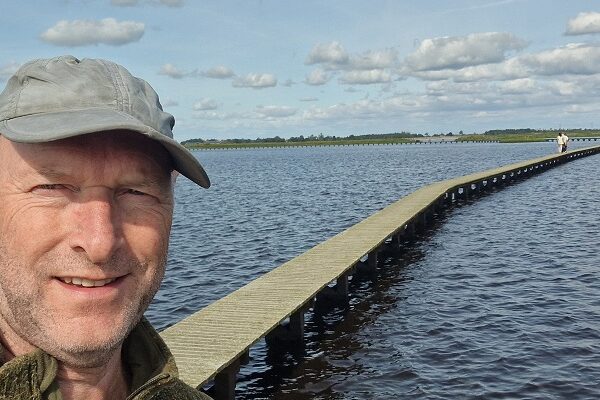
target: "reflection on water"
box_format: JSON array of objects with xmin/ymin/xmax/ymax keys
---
[{"xmin": 147, "ymin": 142, "xmax": 600, "ymax": 399}]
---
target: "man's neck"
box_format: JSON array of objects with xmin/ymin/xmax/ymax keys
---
[
  {"xmin": 0, "ymin": 316, "xmax": 130, "ymax": 399},
  {"xmin": 57, "ymin": 349, "xmax": 130, "ymax": 400}
]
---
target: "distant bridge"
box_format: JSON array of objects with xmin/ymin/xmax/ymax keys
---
[{"xmin": 545, "ymin": 136, "xmax": 600, "ymax": 142}]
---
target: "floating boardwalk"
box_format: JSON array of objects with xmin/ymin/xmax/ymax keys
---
[{"xmin": 160, "ymin": 145, "xmax": 600, "ymax": 399}]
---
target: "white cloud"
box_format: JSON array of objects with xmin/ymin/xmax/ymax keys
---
[
  {"xmin": 498, "ymin": 78, "xmax": 536, "ymax": 94},
  {"xmin": 566, "ymin": 103, "xmax": 600, "ymax": 113},
  {"xmin": 426, "ymin": 80, "xmax": 490, "ymax": 95},
  {"xmin": 410, "ymin": 57, "xmax": 527, "ymax": 82},
  {"xmin": 191, "ymin": 111, "xmax": 246, "ymax": 120},
  {"xmin": 202, "ymin": 66, "xmax": 235, "ymax": 79},
  {"xmin": 339, "ymin": 69, "xmax": 392, "ymax": 85},
  {"xmin": 452, "ymin": 58, "xmax": 527, "ymax": 81},
  {"xmin": 305, "ymin": 68, "xmax": 330, "ymax": 85},
  {"xmin": 546, "ymin": 80, "xmax": 579, "ymax": 96},
  {"xmin": 405, "ymin": 32, "xmax": 527, "ymax": 71},
  {"xmin": 519, "ymin": 43, "xmax": 600, "ymax": 75},
  {"xmin": 305, "ymin": 41, "xmax": 349, "ymax": 66},
  {"xmin": 349, "ymin": 49, "xmax": 399, "ymax": 70},
  {"xmin": 158, "ymin": 63, "xmax": 195, "ymax": 79},
  {"xmin": 300, "ymin": 97, "xmax": 318, "ymax": 102},
  {"xmin": 556, "ymin": 74, "xmax": 600, "ymax": 97},
  {"xmin": 40, "ymin": 18, "xmax": 144, "ymax": 46},
  {"xmin": 306, "ymin": 42, "xmax": 398, "ymax": 71},
  {"xmin": 160, "ymin": 64, "xmax": 236, "ymax": 79},
  {"xmin": 302, "ymin": 99, "xmax": 400, "ymax": 121},
  {"xmin": 282, "ymin": 79, "xmax": 296, "ymax": 87},
  {"xmin": 566, "ymin": 12, "xmax": 600, "ymax": 35},
  {"xmin": 255, "ymin": 105, "xmax": 297, "ymax": 118},
  {"xmin": 0, "ymin": 61, "xmax": 20, "ymax": 81},
  {"xmin": 193, "ymin": 98, "xmax": 219, "ymax": 111},
  {"xmin": 304, "ymin": 42, "xmax": 399, "ymax": 86},
  {"xmin": 232, "ymin": 73, "xmax": 277, "ymax": 89}
]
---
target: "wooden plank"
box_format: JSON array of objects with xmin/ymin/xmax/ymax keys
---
[{"xmin": 160, "ymin": 145, "xmax": 600, "ymax": 390}]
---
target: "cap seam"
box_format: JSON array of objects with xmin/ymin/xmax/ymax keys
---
[
  {"xmin": 9, "ymin": 83, "xmax": 21, "ymax": 120},
  {"xmin": 5, "ymin": 58, "xmax": 47, "ymax": 120},
  {"xmin": 97, "ymin": 59, "xmax": 123, "ymax": 112},
  {"xmin": 1, "ymin": 107, "xmax": 141, "ymax": 120},
  {"xmin": 1, "ymin": 110, "xmax": 153, "ymax": 142},
  {"xmin": 9, "ymin": 71, "xmax": 29, "ymax": 120},
  {"xmin": 114, "ymin": 64, "xmax": 131, "ymax": 115}
]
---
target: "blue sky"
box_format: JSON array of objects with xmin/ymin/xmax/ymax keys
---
[{"xmin": 2, "ymin": 0, "xmax": 600, "ymax": 141}]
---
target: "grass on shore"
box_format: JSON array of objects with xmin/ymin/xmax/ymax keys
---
[{"xmin": 184, "ymin": 138, "xmax": 414, "ymax": 149}]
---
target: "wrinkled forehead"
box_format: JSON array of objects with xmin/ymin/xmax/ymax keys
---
[{"xmin": 0, "ymin": 131, "xmax": 174, "ymax": 181}]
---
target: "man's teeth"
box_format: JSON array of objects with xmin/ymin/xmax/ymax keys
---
[{"xmin": 60, "ymin": 277, "xmax": 116, "ymax": 287}]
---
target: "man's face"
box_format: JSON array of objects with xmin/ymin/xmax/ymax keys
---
[{"xmin": 0, "ymin": 132, "xmax": 174, "ymax": 367}]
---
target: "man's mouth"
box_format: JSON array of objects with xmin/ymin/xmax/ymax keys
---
[{"xmin": 58, "ymin": 277, "xmax": 117, "ymax": 288}]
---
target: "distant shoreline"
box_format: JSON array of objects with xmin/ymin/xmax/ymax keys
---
[{"xmin": 183, "ymin": 131, "xmax": 600, "ymax": 150}]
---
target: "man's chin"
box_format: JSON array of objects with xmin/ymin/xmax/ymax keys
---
[
  {"xmin": 43, "ymin": 317, "xmax": 139, "ymax": 368},
  {"xmin": 48, "ymin": 332, "xmax": 128, "ymax": 368}
]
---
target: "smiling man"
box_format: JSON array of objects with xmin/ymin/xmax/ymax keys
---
[{"xmin": 0, "ymin": 56, "xmax": 213, "ymax": 399}]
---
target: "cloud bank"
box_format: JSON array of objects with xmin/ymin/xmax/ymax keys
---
[{"xmin": 405, "ymin": 32, "xmax": 527, "ymax": 71}]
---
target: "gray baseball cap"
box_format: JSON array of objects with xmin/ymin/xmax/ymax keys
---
[{"xmin": 0, "ymin": 55, "xmax": 210, "ymax": 188}]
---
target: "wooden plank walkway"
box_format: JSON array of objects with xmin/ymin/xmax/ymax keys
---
[{"xmin": 160, "ymin": 145, "xmax": 600, "ymax": 398}]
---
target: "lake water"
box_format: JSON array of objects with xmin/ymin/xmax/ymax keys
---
[{"xmin": 146, "ymin": 140, "xmax": 600, "ymax": 399}]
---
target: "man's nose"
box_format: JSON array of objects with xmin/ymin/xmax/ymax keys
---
[{"xmin": 69, "ymin": 192, "xmax": 123, "ymax": 264}]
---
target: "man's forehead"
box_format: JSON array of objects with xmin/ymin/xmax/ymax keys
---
[
  {"xmin": 0, "ymin": 132, "xmax": 174, "ymax": 182},
  {"xmin": 1, "ymin": 131, "xmax": 173, "ymax": 165}
]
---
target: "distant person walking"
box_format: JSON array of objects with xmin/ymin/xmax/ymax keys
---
[{"xmin": 556, "ymin": 132, "xmax": 569, "ymax": 153}]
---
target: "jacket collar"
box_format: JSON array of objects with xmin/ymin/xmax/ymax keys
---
[
  {"xmin": 0, "ymin": 317, "xmax": 176, "ymax": 399},
  {"xmin": 123, "ymin": 317, "xmax": 179, "ymax": 394}
]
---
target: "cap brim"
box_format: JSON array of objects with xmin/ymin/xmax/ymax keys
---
[{"xmin": 0, "ymin": 109, "xmax": 210, "ymax": 188}]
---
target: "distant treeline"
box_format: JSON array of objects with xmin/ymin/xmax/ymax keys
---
[
  {"xmin": 181, "ymin": 131, "xmax": 421, "ymax": 146},
  {"xmin": 483, "ymin": 128, "xmax": 538, "ymax": 135}
]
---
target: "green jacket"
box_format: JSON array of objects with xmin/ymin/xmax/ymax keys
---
[{"xmin": 0, "ymin": 318, "xmax": 213, "ymax": 400}]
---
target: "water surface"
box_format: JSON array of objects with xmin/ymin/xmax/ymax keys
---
[{"xmin": 147, "ymin": 141, "xmax": 599, "ymax": 399}]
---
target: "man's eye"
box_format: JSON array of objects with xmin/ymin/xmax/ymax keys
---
[
  {"xmin": 120, "ymin": 188, "xmax": 160, "ymax": 205},
  {"xmin": 31, "ymin": 184, "xmax": 79, "ymax": 198},
  {"xmin": 33, "ymin": 184, "xmax": 68, "ymax": 192},
  {"xmin": 124, "ymin": 188, "xmax": 148, "ymax": 196}
]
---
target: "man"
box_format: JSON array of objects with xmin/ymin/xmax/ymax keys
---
[
  {"xmin": 556, "ymin": 132, "xmax": 564, "ymax": 153},
  {"xmin": 556, "ymin": 131, "xmax": 569, "ymax": 153},
  {"xmin": 0, "ymin": 56, "xmax": 213, "ymax": 399},
  {"xmin": 562, "ymin": 132, "xmax": 569, "ymax": 152}
]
